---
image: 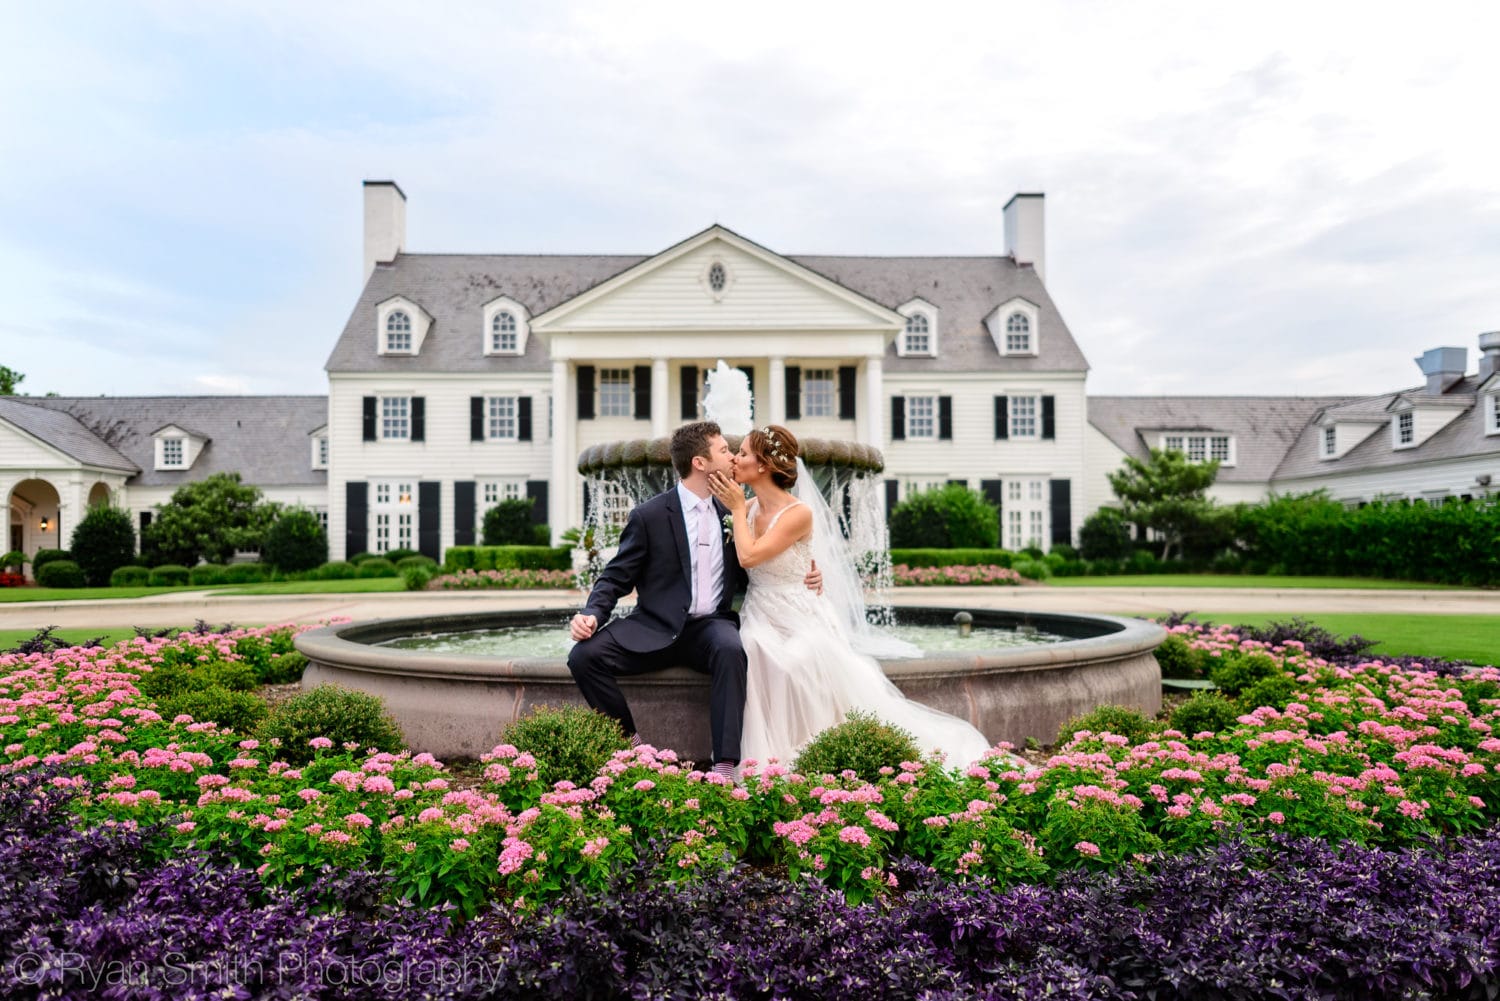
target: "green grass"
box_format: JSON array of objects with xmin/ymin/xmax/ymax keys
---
[
  {"xmin": 1197, "ymin": 612, "xmax": 1500, "ymax": 666},
  {"xmin": 0, "ymin": 627, "xmax": 155, "ymax": 650},
  {"xmin": 1049, "ymin": 574, "xmax": 1470, "ymax": 590},
  {"xmin": 0, "ymin": 577, "xmax": 411, "ymax": 601}
]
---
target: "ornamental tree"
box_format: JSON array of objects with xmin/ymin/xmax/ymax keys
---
[
  {"xmin": 1106, "ymin": 447, "xmax": 1220, "ymax": 562},
  {"xmin": 68, "ymin": 505, "xmax": 137, "ymax": 585},
  {"xmin": 142, "ymin": 472, "xmax": 278, "ymax": 565}
]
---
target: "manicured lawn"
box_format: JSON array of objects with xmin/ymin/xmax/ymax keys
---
[
  {"xmin": 0, "ymin": 578, "xmax": 410, "ymax": 602},
  {"xmin": 1048, "ymin": 574, "xmax": 1470, "ymax": 590},
  {"xmin": 1199, "ymin": 612, "xmax": 1500, "ymax": 666},
  {"xmin": 209, "ymin": 578, "xmax": 407, "ymax": 596},
  {"xmin": 0, "ymin": 627, "xmax": 144, "ymax": 650},
  {"xmin": 0, "ymin": 585, "xmax": 188, "ymax": 602}
]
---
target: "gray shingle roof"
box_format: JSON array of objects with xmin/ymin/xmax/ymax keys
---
[
  {"xmin": 0, "ymin": 398, "xmax": 139, "ymax": 473},
  {"xmin": 24, "ymin": 396, "xmax": 328, "ymax": 487},
  {"xmin": 1272, "ymin": 377, "xmax": 1500, "ymax": 481},
  {"xmin": 1088, "ymin": 396, "xmax": 1346, "ymax": 483},
  {"xmin": 327, "ymin": 249, "xmax": 1088, "ymax": 376}
]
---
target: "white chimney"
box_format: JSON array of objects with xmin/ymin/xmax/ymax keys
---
[
  {"xmin": 1414, "ymin": 346, "xmax": 1467, "ymax": 395},
  {"xmin": 1003, "ymin": 192, "xmax": 1046, "ymax": 284},
  {"xmin": 1478, "ymin": 331, "xmax": 1500, "ymax": 382},
  {"xmin": 363, "ymin": 180, "xmax": 407, "ymax": 281}
]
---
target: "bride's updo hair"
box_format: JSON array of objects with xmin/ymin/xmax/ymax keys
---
[{"xmin": 744, "ymin": 424, "xmax": 799, "ymax": 489}]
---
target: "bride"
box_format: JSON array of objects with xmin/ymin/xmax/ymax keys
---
[{"xmin": 707, "ymin": 424, "xmax": 994, "ymax": 771}]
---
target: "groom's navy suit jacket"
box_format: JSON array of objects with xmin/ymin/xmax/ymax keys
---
[{"xmin": 580, "ymin": 489, "xmax": 748, "ymax": 653}]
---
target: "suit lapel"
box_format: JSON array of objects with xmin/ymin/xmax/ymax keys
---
[
  {"xmin": 712, "ymin": 498, "xmax": 740, "ymax": 583},
  {"xmin": 665, "ymin": 490, "xmax": 692, "ymax": 588}
]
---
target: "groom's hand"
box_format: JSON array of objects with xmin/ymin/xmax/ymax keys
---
[
  {"xmin": 570, "ymin": 613, "xmax": 598, "ymax": 641},
  {"xmin": 804, "ymin": 559, "xmax": 824, "ymax": 595}
]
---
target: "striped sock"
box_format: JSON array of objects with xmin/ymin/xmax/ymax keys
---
[
  {"xmin": 628, "ymin": 733, "xmax": 643, "ymax": 748},
  {"xmin": 712, "ymin": 761, "xmax": 736, "ymax": 781}
]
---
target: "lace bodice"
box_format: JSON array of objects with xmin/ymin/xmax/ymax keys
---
[{"xmin": 745, "ymin": 499, "xmax": 813, "ymax": 590}]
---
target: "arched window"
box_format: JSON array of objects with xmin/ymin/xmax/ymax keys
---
[
  {"xmin": 491, "ymin": 311, "xmax": 518, "ymax": 353},
  {"xmin": 386, "ymin": 311, "xmax": 412, "ymax": 352},
  {"xmin": 1005, "ymin": 312, "xmax": 1031, "ymax": 353},
  {"xmin": 904, "ymin": 313, "xmax": 931, "ymax": 354}
]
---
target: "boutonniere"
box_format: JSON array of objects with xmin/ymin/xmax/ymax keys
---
[{"xmin": 721, "ymin": 514, "xmax": 734, "ymax": 545}]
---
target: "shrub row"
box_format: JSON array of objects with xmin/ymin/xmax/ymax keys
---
[{"xmin": 443, "ymin": 545, "xmax": 572, "ymax": 572}]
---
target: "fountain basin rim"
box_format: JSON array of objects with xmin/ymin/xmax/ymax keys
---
[{"xmin": 295, "ymin": 608, "xmax": 1165, "ymax": 685}]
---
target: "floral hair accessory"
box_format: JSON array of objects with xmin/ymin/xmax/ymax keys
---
[{"xmin": 760, "ymin": 426, "xmax": 789, "ymax": 461}]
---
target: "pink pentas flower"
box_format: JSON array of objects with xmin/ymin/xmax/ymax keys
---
[{"xmin": 1074, "ymin": 841, "xmax": 1101, "ymax": 857}]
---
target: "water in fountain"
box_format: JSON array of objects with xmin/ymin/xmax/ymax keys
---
[{"xmin": 702, "ymin": 360, "xmax": 753, "ymax": 436}]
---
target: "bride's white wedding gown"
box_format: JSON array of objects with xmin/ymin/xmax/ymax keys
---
[{"xmin": 737, "ymin": 499, "xmax": 995, "ymax": 771}]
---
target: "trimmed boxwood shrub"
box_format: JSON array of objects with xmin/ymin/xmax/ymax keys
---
[
  {"xmin": 465, "ymin": 545, "xmax": 577, "ymax": 572},
  {"xmin": 68, "ymin": 505, "xmax": 136, "ymax": 586},
  {"xmin": 384, "ymin": 547, "xmax": 421, "ymax": 562},
  {"xmin": 263, "ymin": 508, "xmax": 328, "ymax": 572},
  {"xmin": 109, "ymin": 565, "xmax": 151, "ymax": 587},
  {"xmin": 395, "ymin": 554, "xmax": 437, "ymax": 571},
  {"xmin": 888, "ymin": 548, "xmax": 1014, "ymax": 569},
  {"xmin": 354, "ymin": 557, "xmax": 398, "ymax": 578},
  {"xmin": 498, "ymin": 704, "xmax": 631, "ymax": 786},
  {"xmin": 402, "ymin": 565, "xmax": 433, "ymax": 591},
  {"xmin": 189, "ymin": 564, "xmax": 230, "ymax": 586},
  {"xmin": 257, "ymin": 684, "xmax": 405, "ymax": 765},
  {"xmin": 1169, "ymin": 691, "xmax": 1242, "ymax": 736},
  {"xmin": 347, "ymin": 551, "xmax": 377, "ymax": 565},
  {"xmin": 443, "ymin": 545, "xmax": 479, "ymax": 570},
  {"xmin": 147, "ymin": 564, "xmax": 191, "ymax": 587},
  {"xmin": 31, "ymin": 548, "xmax": 71, "ymax": 572},
  {"xmin": 312, "ymin": 560, "xmax": 357, "ymax": 580},
  {"xmin": 222, "ymin": 562, "xmax": 267, "ymax": 584},
  {"xmin": 1057, "ymin": 703, "xmax": 1158, "ymax": 745},
  {"xmin": 159, "ymin": 686, "xmax": 268, "ymax": 734},
  {"xmin": 793, "ymin": 710, "xmax": 921, "ymax": 782},
  {"xmin": 889, "ymin": 485, "xmax": 999, "ymax": 548},
  {"xmin": 36, "ymin": 559, "xmax": 86, "ymax": 588},
  {"xmin": 1010, "ymin": 557, "xmax": 1051, "ymax": 581}
]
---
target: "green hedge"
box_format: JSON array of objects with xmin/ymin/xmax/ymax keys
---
[
  {"xmin": 444, "ymin": 545, "xmax": 572, "ymax": 572},
  {"xmin": 888, "ymin": 548, "xmax": 1014, "ymax": 569},
  {"xmin": 36, "ymin": 559, "xmax": 86, "ymax": 588},
  {"xmin": 109, "ymin": 565, "xmax": 151, "ymax": 587},
  {"xmin": 1235, "ymin": 493, "xmax": 1500, "ymax": 585},
  {"xmin": 189, "ymin": 564, "xmax": 230, "ymax": 586},
  {"xmin": 148, "ymin": 564, "xmax": 191, "ymax": 587}
]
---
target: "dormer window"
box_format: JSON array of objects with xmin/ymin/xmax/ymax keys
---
[
  {"xmin": 1487, "ymin": 393, "xmax": 1500, "ymax": 436},
  {"xmin": 482, "ymin": 296, "xmax": 530, "ymax": 355},
  {"xmin": 1005, "ymin": 313, "xmax": 1032, "ymax": 353},
  {"xmin": 904, "ymin": 314, "xmax": 931, "ymax": 354},
  {"xmin": 385, "ymin": 311, "xmax": 412, "ymax": 352},
  {"xmin": 376, "ymin": 296, "xmax": 432, "ymax": 355},
  {"xmin": 895, "ymin": 299, "xmax": 939, "ymax": 357},
  {"xmin": 1160, "ymin": 433, "xmax": 1235, "ymax": 466},
  {"xmin": 1322, "ymin": 426, "xmax": 1337, "ymax": 457},
  {"xmin": 1396, "ymin": 411, "xmax": 1415, "ymax": 447},
  {"xmin": 161, "ymin": 438, "xmax": 184, "ymax": 467}
]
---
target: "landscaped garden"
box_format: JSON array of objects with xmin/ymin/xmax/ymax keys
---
[{"xmin": 3, "ymin": 616, "xmax": 1497, "ymax": 997}]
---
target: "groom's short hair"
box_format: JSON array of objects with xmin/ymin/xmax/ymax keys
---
[{"xmin": 671, "ymin": 421, "xmax": 721, "ymax": 478}]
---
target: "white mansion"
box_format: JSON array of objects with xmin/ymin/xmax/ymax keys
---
[{"xmin": 3, "ymin": 181, "xmax": 1498, "ymax": 564}]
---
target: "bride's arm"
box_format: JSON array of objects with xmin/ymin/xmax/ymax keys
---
[{"xmin": 709, "ymin": 474, "xmax": 813, "ymax": 568}]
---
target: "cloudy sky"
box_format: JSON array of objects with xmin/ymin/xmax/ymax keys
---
[{"xmin": 3, "ymin": 1, "xmax": 1497, "ymax": 399}]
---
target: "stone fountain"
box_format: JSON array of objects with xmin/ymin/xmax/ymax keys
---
[{"xmin": 295, "ymin": 362, "xmax": 1163, "ymax": 760}]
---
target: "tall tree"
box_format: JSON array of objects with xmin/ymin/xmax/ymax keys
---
[
  {"xmin": 1107, "ymin": 448, "xmax": 1221, "ymax": 562},
  {"xmin": 143, "ymin": 473, "xmax": 279, "ymax": 565},
  {"xmin": 0, "ymin": 365, "xmax": 23, "ymax": 395}
]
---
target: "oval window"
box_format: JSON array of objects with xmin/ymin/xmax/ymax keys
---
[{"xmin": 708, "ymin": 263, "xmax": 726, "ymax": 293}]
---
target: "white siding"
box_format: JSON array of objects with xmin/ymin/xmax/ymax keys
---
[
  {"xmin": 1274, "ymin": 454, "xmax": 1497, "ymax": 504},
  {"xmin": 0, "ymin": 423, "xmax": 72, "ymax": 469}
]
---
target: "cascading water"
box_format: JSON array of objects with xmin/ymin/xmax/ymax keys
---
[{"xmin": 573, "ymin": 357, "xmax": 902, "ymax": 639}]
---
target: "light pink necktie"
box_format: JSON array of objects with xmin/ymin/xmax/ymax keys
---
[{"xmin": 693, "ymin": 499, "xmax": 714, "ymax": 616}]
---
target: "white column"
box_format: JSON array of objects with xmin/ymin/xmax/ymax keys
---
[
  {"xmin": 862, "ymin": 356, "xmax": 884, "ymax": 446},
  {"xmin": 767, "ymin": 356, "xmax": 786, "ymax": 425},
  {"xmin": 550, "ymin": 360, "xmax": 572, "ymax": 544},
  {"xmin": 651, "ymin": 358, "xmax": 669, "ymax": 437}
]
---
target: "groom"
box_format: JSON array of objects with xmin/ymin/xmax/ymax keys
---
[{"xmin": 567, "ymin": 420, "xmax": 818, "ymax": 778}]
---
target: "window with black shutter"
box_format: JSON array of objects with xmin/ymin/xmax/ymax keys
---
[
  {"xmin": 891, "ymin": 397, "xmax": 905, "ymax": 440},
  {"xmin": 785, "ymin": 366, "xmax": 802, "ymax": 420},
  {"xmin": 1049, "ymin": 479, "xmax": 1071, "ymax": 546},
  {"xmin": 469, "ymin": 397, "xmax": 483, "ymax": 442},
  {"xmin": 994, "ymin": 396, "xmax": 1009, "ymax": 440},
  {"xmin": 1042, "ymin": 396, "xmax": 1056, "ymax": 440},
  {"xmin": 938, "ymin": 396, "xmax": 953, "ymax": 440},
  {"xmin": 410, "ymin": 397, "xmax": 426, "ymax": 442},
  {"xmin": 362, "ymin": 397, "xmax": 377, "ymax": 441},
  {"xmin": 838, "ymin": 366, "xmax": 857, "ymax": 420},
  {"xmin": 633, "ymin": 365, "xmax": 652, "ymax": 420},
  {"xmin": 417, "ymin": 482, "xmax": 440, "ymax": 559},
  {"xmin": 980, "ymin": 479, "xmax": 1004, "ymax": 513},
  {"xmin": 680, "ymin": 366, "xmax": 699, "ymax": 419},
  {"xmin": 345, "ymin": 481, "xmax": 368, "ymax": 557},
  {"xmin": 526, "ymin": 481, "xmax": 550, "ymax": 530},
  {"xmin": 518, "ymin": 397, "xmax": 533, "ymax": 441},
  {"xmin": 453, "ymin": 481, "xmax": 476, "ymax": 546},
  {"xmin": 577, "ymin": 365, "xmax": 596, "ymax": 420}
]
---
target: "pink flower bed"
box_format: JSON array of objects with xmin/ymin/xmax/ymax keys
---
[{"xmin": 891, "ymin": 564, "xmax": 1023, "ymax": 586}]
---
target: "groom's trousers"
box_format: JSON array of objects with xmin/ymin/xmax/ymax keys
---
[{"xmin": 567, "ymin": 614, "xmax": 747, "ymax": 764}]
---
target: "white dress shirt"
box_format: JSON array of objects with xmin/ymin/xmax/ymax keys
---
[{"xmin": 677, "ymin": 481, "xmax": 724, "ymax": 616}]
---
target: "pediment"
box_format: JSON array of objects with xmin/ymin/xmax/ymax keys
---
[{"xmin": 532, "ymin": 226, "xmax": 904, "ymax": 334}]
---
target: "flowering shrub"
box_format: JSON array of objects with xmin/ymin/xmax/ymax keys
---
[
  {"xmin": 2, "ymin": 620, "xmax": 1498, "ymax": 918},
  {"xmin": 427, "ymin": 568, "xmax": 577, "ymax": 590},
  {"xmin": 0, "ymin": 571, "xmax": 26, "ymax": 588},
  {"xmin": 890, "ymin": 563, "xmax": 1023, "ymax": 586}
]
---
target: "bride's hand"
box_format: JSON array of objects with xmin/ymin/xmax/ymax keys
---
[{"xmin": 707, "ymin": 471, "xmax": 746, "ymax": 513}]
